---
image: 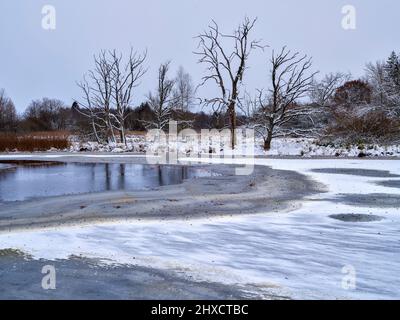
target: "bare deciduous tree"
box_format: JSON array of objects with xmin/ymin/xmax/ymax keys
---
[
  {"xmin": 146, "ymin": 61, "xmax": 175, "ymax": 130},
  {"xmin": 365, "ymin": 60, "xmax": 400, "ymax": 117},
  {"xmin": 74, "ymin": 79, "xmax": 106, "ymax": 143},
  {"xmin": 253, "ymin": 47, "xmax": 318, "ymax": 150},
  {"xmin": 365, "ymin": 61, "xmax": 388, "ymax": 107},
  {"xmin": 110, "ymin": 49, "xmax": 147, "ymax": 143},
  {"xmin": 195, "ymin": 17, "xmax": 263, "ymax": 149},
  {"xmin": 91, "ymin": 50, "xmax": 116, "ymax": 142},
  {"xmin": 310, "ymin": 72, "xmax": 350, "ymax": 108},
  {"xmin": 172, "ymin": 66, "xmax": 195, "ymax": 112},
  {"xmin": 306, "ymin": 72, "xmax": 351, "ymax": 132},
  {"xmin": 0, "ymin": 89, "xmax": 17, "ymax": 132},
  {"xmin": 75, "ymin": 49, "xmax": 147, "ymax": 144},
  {"xmin": 24, "ymin": 97, "xmax": 69, "ymax": 131}
]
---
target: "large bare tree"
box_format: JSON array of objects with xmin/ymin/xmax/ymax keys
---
[
  {"xmin": 76, "ymin": 49, "xmax": 147, "ymax": 144},
  {"xmin": 195, "ymin": 17, "xmax": 263, "ymax": 149},
  {"xmin": 109, "ymin": 49, "xmax": 147, "ymax": 143},
  {"xmin": 254, "ymin": 47, "xmax": 318, "ymax": 150}
]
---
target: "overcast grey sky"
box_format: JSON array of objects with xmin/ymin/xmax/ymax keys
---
[{"xmin": 0, "ymin": 0, "xmax": 399, "ymax": 112}]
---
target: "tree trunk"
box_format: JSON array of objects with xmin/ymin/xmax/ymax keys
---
[
  {"xmin": 92, "ymin": 120, "xmax": 101, "ymax": 143},
  {"xmin": 120, "ymin": 127, "xmax": 126, "ymax": 145},
  {"xmin": 229, "ymin": 104, "xmax": 237, "ymax": 149},
  {"xmin": 264, "ymin": 134, "xmax": 272, "ymax": 151},
  {"xmin": 107, "ymin": 117, "xmax": 116, "ymax": 143},
  {"xmin": 119, "ymin": 128, "xmax": 125, "ymax": 144}
]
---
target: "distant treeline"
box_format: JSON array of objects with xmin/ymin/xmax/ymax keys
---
[{"xmin": 0, "ymin": 94, "xmax": 247, "ymax": 135}]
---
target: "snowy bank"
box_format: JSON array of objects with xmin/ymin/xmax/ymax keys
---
[{"xmin": 67, "ymin": 135, "xmax": 400, "ymax": 158}]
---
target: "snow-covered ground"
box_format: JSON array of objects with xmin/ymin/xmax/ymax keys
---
[
  {"xmin": 261, "ymin": 138, "xmax": 400, "ymax": 157},
  {"xmin": 68, "ymin": 136, "xmax": 400, "ymax": 158},
  {"xmin": 0, "ymin": 157, "xmax": 399, "ymax": 299}
]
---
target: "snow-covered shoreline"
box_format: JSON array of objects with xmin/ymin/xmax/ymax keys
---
[
  {"xmin": 2, "ymin": 135, "xmax": 400, "ymax": 158},
  {"xmin": 69, "ymin": 136, "xmax": 400, "ymax": 158}
]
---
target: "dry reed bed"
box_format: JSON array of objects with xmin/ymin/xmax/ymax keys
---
[{"xmin": 0, "ymin": 132, "xmax": 70, "ymax": 152}]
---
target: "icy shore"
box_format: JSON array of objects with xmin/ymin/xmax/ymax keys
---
[{"xmin": 66, "ymin": 136, "xmax": 400, "ymax": 158}]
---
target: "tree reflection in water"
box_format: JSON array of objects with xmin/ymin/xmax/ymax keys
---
[{"xmin": 0, "ymin": 162, "xmax": 209, "ymax": 202}]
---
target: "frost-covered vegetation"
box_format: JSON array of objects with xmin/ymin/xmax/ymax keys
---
[{"xmin": 68, "ymin": 135, "xmax": 400, "ymax": 158}]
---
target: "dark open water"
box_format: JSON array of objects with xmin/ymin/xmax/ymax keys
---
[{"xmin": 0, "ymin": 162, "xmax": 209, "ymax": 202}]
